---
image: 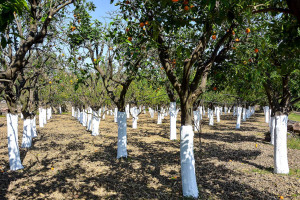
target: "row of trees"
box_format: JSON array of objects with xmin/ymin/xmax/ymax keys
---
[{"xmin": 0, "ymin": 0, "xmax": 299, "ymax": 198}]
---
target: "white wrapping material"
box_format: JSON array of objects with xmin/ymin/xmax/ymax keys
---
[
  {"xmin": 117, "ymin": 112, "xmax": 127, "ymax": 158},
  {"xmin": 193, "ymin": 110, "xmax": 200, "ymax": 132},
  {"xmin": 170, "ymin": 102, "xmax": 177, "ymax": 140},
  {"xmin": 236, "ymin": 107, "xmax": 242, "ymax": 129},
  {"xmin": 39, "ymin": 108, "xmax": 44, "ymax": 127},
  {"xmin": 209, "ymin": 109, "xmax": 214, "ymax": 126},
  {"xmin": 274, "ymin": 114, "xmax": 289, "ymax": 174},
  {"xmin": 21, "ymin": 118, "xmax": 32, "ymax": 148},
  {"xmin": 216, "ymin": 107, "xmax": 220, "ymax": 122},
  {"xmin": 270, "ymin": 116, "xmax": 275, "ymax": 145},
  {"xmin": 7, "ymin": 113, "xmax": 24, "ymax": 170},
  {"xmin": 114, "ymin": 108, "xmax": 118, "ymax": 123},
  {"xmin": 180, "ymin": 126, "xmax": 198, "ymax": 198},
  {"xmin": 91, "ymin": 110, "xmax": 100, "ymax": 136},
  {"xmin": 242, "ymin": 107, "xmax": 246, "ymax": 122}
]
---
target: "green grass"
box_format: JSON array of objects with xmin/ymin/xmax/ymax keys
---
[
  {"xmin": 289, "ymin": 168, "xmax": 300, "ymax": 178},
  {"xmin": 289, "ymin": 112, "xmax": 300, "ymax": 122},
  {"xmin": 251, "ymin": 167, "xmax": 273, "ymax": 174},
  {"xmin": 287, "ymin": 137, "xmax": 300, "ymax": 150}
]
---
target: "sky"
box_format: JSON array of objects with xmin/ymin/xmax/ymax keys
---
[{"xmin": 90, "ymin": 0, "xmax": 119, "ymax": 23}]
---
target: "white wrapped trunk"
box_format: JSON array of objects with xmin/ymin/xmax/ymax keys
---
[
  {"xmin": 117, "ymin": 112, "xmax": 127, "ymax": 158},
  {"xmin": 264, "ymin": 106, "xmax": 270, "ymax": 123},
  {"xmin": 193, "ymin": 110, "xmax": 200, "ymax": 132},
  {"xmin": 126, "ymin": 104, "xmax": 130, "ymax": 118},
  {"xmin": 209, "ymin": 109, "xmax": 214, "ymax": 126},
  {"xmin": 274, "ymin": 114, "xmax": 289, "ymax": 174},
  {"xmin": 242, "ymin": 107, "xmax": 246, "ymax": 122},
  {"xmin": 59, "ymin": 107, "xmax": 62, "ymax": 114},
  {"xmin": 32, "ymin": 117, "xmax": 37, "ymax": 138},
  {"xmin": 43, "ymin": 108, "xmax": 47, "ymax": 125},
  {"xmin": 236, "ymin": 107, "xmax": 242, "ymax": 129},
  {"xmin": 21, "ymin": 118, "xmax": 32, "ymax": 148},
  {"xmin": 180, "ymin": 126, "xmax": 198, "ymax": 198},
  {"xmin": 114, "ymin": 108, "xmax": 118, "ymax": 123},
  {"xmin": 149, "ymin": 108, "xmax": 154, "ymax": 118},
  {"xmin": 39, "ymin": 108, "xmax": 44, "ymax": 128},
  {"xmin": 91, "ymin": 110, "xmax": 100, "ymax": 136},
  {"xmin": 7, "ymin": 113, "xmax": 24, "ymax": 171},
  {"xmin": 131, "ymin": 107, "xmax": 138, "ymax": 129},
  {"xmin": 170, "ymin": 102, "xmax": 177, "ymax": 140},
  {"xmin": 270, "ymin": 116, "xmax": 275, "ymax": 145},
  {"xmin": 72, "ymin": 107, "xmax": 74, "ymax": 117},
  {"xmin": 199, "ymin": 106, "xmax": 203, "ymax": 120},
  {"xmin": 216, "ymin": 107, "xmax": 220, "ymax": 122},
  {"xmin": 157, "ymin": 112, "xmax": 162, "ymax": 124}
]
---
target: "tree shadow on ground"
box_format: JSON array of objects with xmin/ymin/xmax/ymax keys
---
[{"xmin": 199, "ymin": 131, "xmax": 264, "ymax": 144}]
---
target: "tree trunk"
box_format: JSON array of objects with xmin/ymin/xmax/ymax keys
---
[
  {"xmin": 274, "ymin": 111, "xmax": 289, "ymax": 174},
  {"xmin": 179, "ymin": 101, "xmax": 198, "ymax": 198},
  {"xmin": 91, "ymin": 109, "xmax": 100, "ymax": 136},
  {"xmin": 236, "ymin": 107, "xmax": 242, "ymax": 129},
  {"xmin": 170, "ymin": 102, "xmax": 177, "ymax": 140},
  {"xmin": 117, "ymin": 111, "xmax": 127, "ymax": 158},
  {"xmin": 7, "ymin": 113, "xmax": 24, "ymax": 170}
]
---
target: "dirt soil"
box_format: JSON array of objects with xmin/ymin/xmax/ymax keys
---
[{"xmin": 0, "ymin": 111, "xmax": 299, "ymax": 200}]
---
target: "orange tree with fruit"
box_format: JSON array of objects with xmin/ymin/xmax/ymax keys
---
[{"xmin": 112, "ymin": 0, "xmax": 258, "ymax": 198}]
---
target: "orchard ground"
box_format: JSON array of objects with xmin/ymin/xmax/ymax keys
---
[{"xmin": 0, "ymin": 112, "xmax": 300, "ymax": 200}]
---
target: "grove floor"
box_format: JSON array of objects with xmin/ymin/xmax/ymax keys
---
[{"xmin": 0, "ymin": 111, "xmax": 299, "ymax": 200}]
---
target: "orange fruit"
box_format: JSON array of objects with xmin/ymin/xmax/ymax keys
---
[
  {"xmin": 232, "ymin": 31, "xmax": 235, "ymax": 35},
  {"xmin": 126, "ymin": 28, "xmax": 129, "ymax": 32},
  {"xmin": 62, "ymin": 53, "xmax": 64, "ymax": 56},
  {"xmin": 184, "ymin": 6, "xmax": 189, "ymax": 11},
  {"xmin": 49, "ymin": 81, "xmax": 52, "ymax": 84},
  {"xmin": 172, "ymin": 0, "xmax": 179, "ymax": 2},
  {"xmin": 190, "ymin": 4, "xmax": 195, "ymax": 8},
  {"xmin": 235, "ymin": 38, "xmax": 239, "ymax": 42},
  {"xmin": 246, "ymin": 28, "xmax": 250, "ymax": 34},
  {"xmin": 183, "ymin": 0, "xmax": 189, "ymax": 5},
  {"xmin": 74, "ymin": 14, "xmax": 76, "ymax": 18},
  {"xmin": 140, "ymin": 22, "xmax": 145, "ymax": 27},
  {"xmin": 254, "ymin": 48, "xmax": 259, "ymax": 53},
  {"xmin": 109, "ymin": 47, "xmax": 113, "ymax": 50},
  {"xmin": 126, "ymin": 1, "xmax": 130, "ymax": 4},
  {"xmin": 78, "ymin": 57, "xmax": 81, "ymax": 60},
  {"xmin": 145, "ymin": 21, "xmax": 149, "ymax": 25},
  {"xmin": 94, "ymin": 58, "xmax": 97, "ymax": 62},
  {"xmin": 128, "ymin": 37, "xmax": 132, "ymax": 41},
  {"xmin": 212, "ymin": 35, "xmax": 216, "ymax": 40},
  {"xmin": 213, "ymin": 87, "xmax": 217, "ymax": 91},
  {"xmin": 243, "ymin": 61, "xmax": 247, "ymax": 65},
  {"xmin": 279, "ymin": 196, "xmax": 284, "ymax": 199}
]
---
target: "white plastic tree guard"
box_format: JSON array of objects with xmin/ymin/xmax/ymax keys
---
[
  {"xmin": 270, "ymin": 116, "xmax": 275, "ymax": 145},
  {"xmin": 264, "ymin": 106, "xmax": 270, "ymax": 123},
  {"xmin": 193, "ymin": 110, "xmax": 200, "ymax": 132},
  {"xmin": 209, "ymin": 109, "xmax": 214, "ymax": 126},
  {"xmin": 72, "ymin": 107, "xmax": 74, "ymax": 117},
  {"xmin": 157, "ymin": 111, "xmax": 162, "ymax": 124},
  {"xmin": 131, "ymin": 107, "xmax": 139, "ymax": 129},
  {"xmin": 180, "ymin": 125, "xmax": 199, "ymax": 198},
  {"xmin": 7, "ymin": 113, "xmax": 24, "ymax": 171},
  {"xmin": 242, "ymin": 107, "xmax": 246, "ymax": 122},
  {"xmin": 216, "ymin": 107, "xmax": 220, "ymax": 122},
  {"xmin": 236, "ymin": 107, "xmax": 242, "ymax": 129},
  {"xmin": 39, "ymin": 108, "xmax": 44, "ymax": 128},
  {"xmin": 114, "ymin": 108, "xmax": 118, "ymax": 123},
  {"xmin": 32, "ymin": 116, "xmax": 37, "ymax": 138},
  {"xmin": 170, "ymin": 102, "xmax": 177, "ymax": 140},
  {"xmin": 21, "ymin": 118, "xmax": 32, "ymax": 148},
  {"xmin": 274, "ymin": 114, "xmax": 289, "ymax": 174},
  {"xmin": 91, "ymin": 110, "xmax": 100, "ymax": 136},
  {"xmin": 43, "ymin": 108, "xmax": 47, "ymax": 125},
  {"xmin": 117, "ymin": 112, "xmax": 127, "ymax": 158},
  {"xmin": 199, "ymin": 106, "xmax": 203, "ymax": 120},
  {"xmin": 126, "ymin": 104, "xmax": 130, "ymax": 119}
]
